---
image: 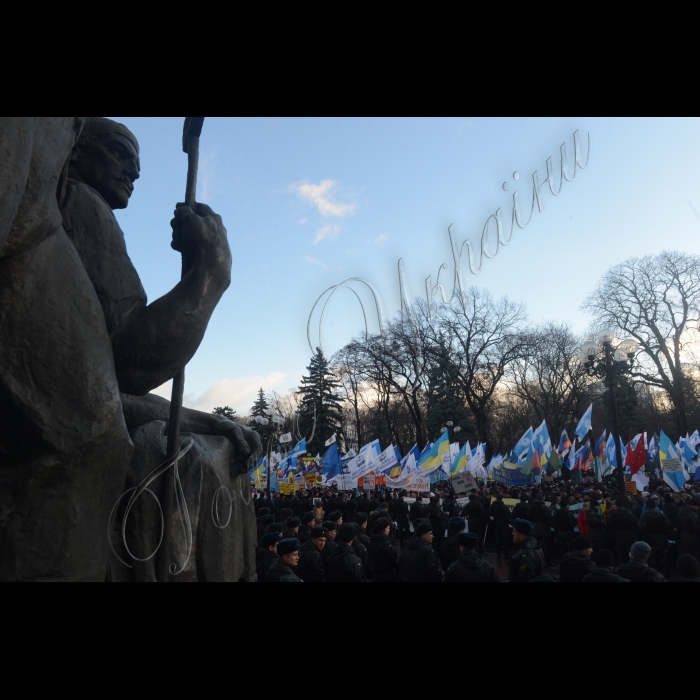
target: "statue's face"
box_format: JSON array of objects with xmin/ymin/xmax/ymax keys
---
[{"xmin": 71, "ymin": 132, "xmax": 140, "ymax": 210}]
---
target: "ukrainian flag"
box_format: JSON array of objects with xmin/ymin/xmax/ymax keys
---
[
  {"xmin": 450, "ymin": 443, "xmax": 467, "ymax": 475},
  {"xmin": 250, "ymin": 456, "xmax": 267, "ymax": 487},
  {"xmin": 419, "ymin": 431, "xmax": 450, "ymax": 474}
]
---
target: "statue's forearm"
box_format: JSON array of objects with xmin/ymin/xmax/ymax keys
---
[
  {"xmin": 113, "ymin": 257, "xmax": 230, "ymax": 396},
  {"xmin": 121, "ymin": 392, "xmax": 222, "ymax": 434}
]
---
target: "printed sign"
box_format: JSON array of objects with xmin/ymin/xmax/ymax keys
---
[{"xmin": 452, "ymin": 471, "xmax": 478, "ymax": 495}]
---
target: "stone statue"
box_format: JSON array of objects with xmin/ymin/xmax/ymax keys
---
[{"xmin": 0, "ymin": 117, "xmax": 260, "ymax": 581}]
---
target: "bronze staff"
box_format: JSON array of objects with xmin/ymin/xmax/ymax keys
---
[{"xmin": 158, "ymin": 116, "xmax": 205, "ymax": 582}]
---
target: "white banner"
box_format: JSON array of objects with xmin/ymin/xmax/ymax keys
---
[
  {"xmin": 279, "ymin": 433, "xmax": 293, "ymax": 444},
  {"xmin": 377, "ymin": 445, "xmax": 398, "ymax": 473}
]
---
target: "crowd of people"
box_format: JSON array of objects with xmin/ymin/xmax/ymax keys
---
[{"xmin": 251, "ymin": 474, "xmax": 700, "ymax": 582}]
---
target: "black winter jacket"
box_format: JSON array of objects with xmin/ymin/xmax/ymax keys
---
[
  {"xmin": 265, "ymin": 558, "xmax": 302, "ymax": 583},
  {"xmin": 582, "ymin": 567, "xmax": 630, "ymax": 582},
  {"xmin": 368, "ymin": 532, "xmax": 399, "ymax": 580},
  {"xmin": 399, "ymin": 536, "xmax": 442, "ymax": 582},
  {"xmin": 325, "ymin": 542, "xmax": 364, "ymax": 582},
  {"xmin": 508, "ymin": 537, "xmax": 546, "ymax": 582},
  {"xmin": 613, "ymin": 560, "xmax": 665, "ymax": 582},
  {"xmin": 559, "ymin": 550, "xmax": 595, "ymax": 582},
  {"xmin": 296, "ymin": 540, "xmax": 325, "ymax": 582},
  {"xmin": 444, "ymin": 551, "xmax": 499, "ymax": 582}
]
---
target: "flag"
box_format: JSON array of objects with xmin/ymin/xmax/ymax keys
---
[
  {"xmin": 606, "ymin": 433, "xmax": 617, "ymax": 469},
  {"xmin": 625, "ymin": 432, "xmax": 646, "ymax": 475},
  {"xmin": 574, "ymin": 403, "xmax": 593, "ymax": 440},
  {"xmin": 468, "ymin": 443, "xmax": 486, "ymax": 473},
  {"xmin": 289, "ymin": 439, "xmax": 307, "ymax": 461},
  {"xmin": 558, "ymin": 429, "xmax": 572, "ymax": 456},
  {"xmin": 279, "ymin": 432, "xmax": 293, "ymax": 444},
  {"xmin": 250, "ymin": 456, "xmax": 267, "ymax": 487},
  {"xmin": 450, "ymin": 443, "xmax": 468, "ymax": 475},
  {"xmin": 360, "ymin": 439, "xmax": 381, "ymax": 458},
  {"xmin": 377, "ymin": 444, "xmax": 399, "ymax": 474},
  {"xmin": 533, "ymin": 420, "xmax": 551, "ymax": 455},
  {"xmin": 519, "ymin": 451, "xmax": 535, "ymax": 476},
  {"xmin": 324, "ymin": 433, "xmax": 337, "ymax": 447},
  {"xmin": 547, "ymin": 450, "xmax": 562, "ymax": 475},
  {"xmin": 419, "ymin": 431, "xmax": 450, "ymax": 474},
  {"xmin": 659, "ymin": 430, "xmax": 689, "ymax": 492},
  {"xmin": 394, "ymin": 445, "xmax": 403, "ymax": 465},
  {"xmin": 322, "ymin": 443, "xmax": 342, "ymax": 481},
  {"xmin": 512, "ymin": 427, "xmax": 533, "ymax": 463},
  {"xmin": 343, "ymin": 448, "xmax": 357, "ymax": 460},
  {"xmin": 567, "ymin": 438, "xmax": 578, "ymax": 470}
]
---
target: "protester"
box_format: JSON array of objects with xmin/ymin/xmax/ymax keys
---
[
  {"xmin": 489, "ymin": 495, "xmax": 511, "ymax": 558},
  {"xmin": 444, "ymin": 532, "xmax": 499, "ymax": 582},
  {"xmin": 614, "ymin": 541, "xmax": 666, "ymax": 582},
  {"xmin": 508, "ymin": 519, "xmax": 545, "ymax": 583},
  {"xmin": 582, "ymin": 549, "xmax": 630, "ymax": 582},
  {"xmin": 462, "ymin": 493, "xmax": 487, "ymax": 554},
  {"xmin": 530, "ymin": 493, "xmax": 553, "ymax": 564},
  {"xmin": 586, "ymin": 500, "xmax": 605, "ymax": 553},
  {"xmin": 638, "ymin": 497, "xmax": 674, "ymax": 570},
  {"xmin": 552, "ymin": 499, "xmax": 577, "ymax": 554},
  {"xmin": 606, "ymin": 499, "xmax": 638, "ymax": 564},
  {"xmin": 265, "ymin": 538, "xmax": 303, "ymax": 582},
  {"xmin": 678, "ymin": 495, "xmax": 700, "ymax": 558}
]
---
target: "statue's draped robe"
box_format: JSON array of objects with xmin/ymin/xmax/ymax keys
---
[{"xmin": 0, "ymin": 117, "xmax": 133, "ymax": 581}]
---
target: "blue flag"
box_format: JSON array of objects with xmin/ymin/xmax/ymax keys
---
[
  {"xmin": 322, "ymin": 443, "xmax": 342, "ymax": 480},
  {"xmin": 289, "ymin": 439, "xmax": 307, "ymax": 461},
  {"xmin": 575, "ymin": 403, "xmax": 593, "ymax": 440}
]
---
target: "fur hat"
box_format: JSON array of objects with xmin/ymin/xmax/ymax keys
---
[
  {"xmin": 415, "ymin": 523, "xmax": 433, "ymax": 537},
  {"xmin": 512, "ymin": 518, "xmax": 534, "ymax": 536},
  {"xmin": 277, "ymin": 538, "xmax": 300, "ymax": 556},
  {"xmin": 457, "ymin": 532, "xmax": 479, "ymax": 549}
]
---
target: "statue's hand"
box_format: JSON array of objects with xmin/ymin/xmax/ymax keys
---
[
  {"xmin": 171, "ymin": 203, "xmax": 232, "ymax": 276},
  {"xmin": 214, "ymin": 420, "xmax": 262, "ymax": 479}
]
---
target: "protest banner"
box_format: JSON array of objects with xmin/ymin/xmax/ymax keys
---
[
  {"xmin": 406, "ymin": 475, "xmax": 431, "ymax": 492},
  {"xmin": 489, "ymin": 497, "xmax": 520, "ymax": 512},
  {"xmin": 280, "ymin": 481, "xmax": 295, "ymax": 495},
  {"xmin": 294, "ymin": 476, "xmax": 305, "ymax": 491},
  {"xmin": 624, "ymin": 481, "xmax": 638, "ymax": 495},
  {"xmin": 451, "ymin": 471, "xmax": 478, "ymax": 495},
  {"xmin": 362, "ymin": 475, "xmax": 376, "ymax": 490}
]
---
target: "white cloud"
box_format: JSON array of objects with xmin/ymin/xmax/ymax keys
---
[
  {"xmin": 151, "ymin": 372, "xmax": 287, "ymax": 415},
  {"xmin": 314, "ymin": 224, "xmax": 340, "ymax": 244},
  {"xmin": 198, "ymin": 146, "xmax": 219, "ymax": 202},
  {"xmin": 292, "ymin": 179, "xmax": 355, "ymax": 217},
  {"xmin": 298, "ymin": 218, "xmax": 308, "ymax": 224},
  {"xmin": 374, "ymin": 234, "xmax": 388, "ymax": 245},
  {"xmin": 303, "ymin": 255, "xmax": 327, "ymax": 268}
]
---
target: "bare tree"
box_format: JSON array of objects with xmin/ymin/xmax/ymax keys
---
[
  {"xmin": 430, "ymin": 288, "xmax": 528, "ymax": 445},
  {"xmin": 509, "ymin": 322, "xmax": 596, "ymax": 438},
  {"xmin": 582, "ymin": 251, "xmax": 700, "ymax": 435}
]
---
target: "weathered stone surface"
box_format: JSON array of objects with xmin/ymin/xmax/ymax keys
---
[{"xmin": 107, "ymin": 421, "xmax": 257, "ymax": 582}]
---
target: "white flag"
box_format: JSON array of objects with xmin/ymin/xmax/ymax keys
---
[
  {"xmin": 279, "ymin": 433, "xmax": 293, "ymax": 444},
  {"xmin": 325, "ymin": 433, "xmax": 337, "ymax": 447}
]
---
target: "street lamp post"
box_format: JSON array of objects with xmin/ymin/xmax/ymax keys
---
[
  {"xmin": 578, "ymin": 330, "xmax": 639, "ymax": 495},
  {"xmin": 254, "ymin": 409, "xmax": 285, "ymax": 491}
]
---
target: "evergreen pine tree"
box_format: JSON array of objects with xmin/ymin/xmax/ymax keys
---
[
  {"xmin": 426, "ymin": 345, "xmax": 477, "ymax": 443},
  {"xmin": 249, "ymin": 388, "xmax": 272, "ymax": 443},
  {"xmin": 212, "ymin": 406, "xmax": 237, "ymax": 421},
  {"xmin": 297, "ymin": 348, "xmax": 344, "ymax": 456}
]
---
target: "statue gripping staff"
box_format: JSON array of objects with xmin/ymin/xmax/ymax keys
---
[{"xmin": 0, "ymin": 117, "xmax": 260, "ymax": 582}]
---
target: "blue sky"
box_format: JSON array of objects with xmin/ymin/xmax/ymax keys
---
[{"xmin": 109, "ymin": 117, "xmax": 700, "ymax": 414}]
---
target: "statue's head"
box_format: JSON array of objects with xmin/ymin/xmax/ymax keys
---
[{"xmin": 69, "ymin": 118, "xmax": 140, "ymax": 210}]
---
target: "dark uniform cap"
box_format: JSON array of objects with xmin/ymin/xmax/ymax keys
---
[
  {"xmin": 512, "ymin": 518, "xmax": 534, "ymax": 536},
  {"xmin": 277, "ymin": 538, "xmax": 301, "ymax": 556},
  {"xmin": 311, "ymin": 527, "xmax": 328, "ymax": 539},
  {"xmin": 261, "ymin": 532, "xmax": 281, "ymax": 548},
  {"xmin": 457, "ymin": 532, "xmax": 479, "ymax": 549}
]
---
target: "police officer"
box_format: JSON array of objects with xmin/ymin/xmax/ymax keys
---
[
  {"xmin": 265, "ymin": 538, "xmax": 303, "ymax": 582},
  {"xmin": 325, "ymin": 523, "xmax": 364, "ymax": 582},
  {"xmin": 508, "ymin": 519, "xmax": 546, "ymax": 583},
  {"xmin": 296, "ymin": 527, "xmax": 328, "ymax": 582},
  {"xmin": 444, "ymin": 532, "xmax": 500, "ymax": 582},
  {"xmin": 440, "ymin": 517, "xmax": 466, "ymax": 571}
]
